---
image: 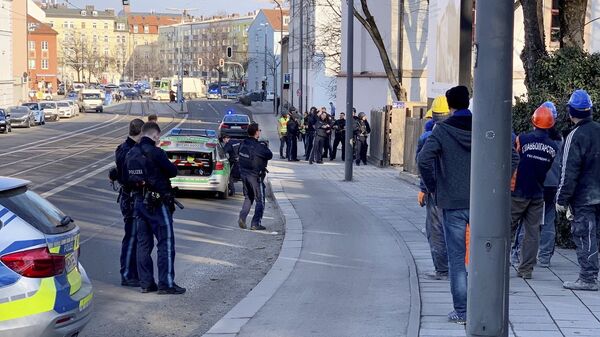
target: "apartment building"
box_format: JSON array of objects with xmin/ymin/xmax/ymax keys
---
[
  {"xmin": 27, "ymin": 15, "xmax": 58, "ymax": 92},
  {"xmin": 0, "ymin": 0, "xmax": 14, "ymax": 106}
]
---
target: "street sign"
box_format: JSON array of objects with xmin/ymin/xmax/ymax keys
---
[
  {"xmin": 296, "ymin": 89, "xmax": 301, "ymax": 97},
  {"xmin": 284, "ymin": 73, "xmax": 290, "ymax": 84},
  {"xmin": 197, "ymin": 58, "xmax": 203, "ymax": 67},
  {"xmin": 392, "ymin": 101, "xmax": 405, "ymax": 109}
]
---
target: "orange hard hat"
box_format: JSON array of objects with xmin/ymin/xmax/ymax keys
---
[{"xmin": 532, "ymin": 105, "xmax": 555, "ymax": 129}]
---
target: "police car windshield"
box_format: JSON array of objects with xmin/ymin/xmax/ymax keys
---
[
  {"xmin": 0, "ymin": 187, "xmax": 74, "ymax": 234},
  {"xmin": 223, "ymin": 115, "xmax": 250, "ymax": 124}
]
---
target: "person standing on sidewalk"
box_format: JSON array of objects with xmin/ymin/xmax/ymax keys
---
[
  {"xmin": 286, "ymin": 111, "xmax": 300, "ymax": 161},
  {"xmin": 417, "ymin": 95, "xmax": 451, "ymax": 281},
  {"xmin": 310, "ymin": 112, "xmax": 331, "ymax": 164},
  {"xmin": 354, "ymin": 112, "xmax": 371, "ymax": 166},
  {"xmin": 557, "ymin": 89, "xmax": 600, "ymax": 291},
  {"xmin": 238, "ymin": 124, "xmax": 273, "ymax": 230},
  {"xmin": 330, "ymin": 112, "xmax": 346, "ymax": 161},
  {"xmin": 278, "ymin": 112, "xmax": 290, "ymax": 159},
  {"xmin": 510, "ymin": 105, "xmax": 558, "ymax": 280},
  {"xmin": 304, "ymin": 108, "xmax": 318, "ymax": 161},
  {"xmin": 418, "ymin": 85, "xmax": 472, "ymax": 324}
]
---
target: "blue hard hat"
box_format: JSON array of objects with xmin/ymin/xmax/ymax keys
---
[
  {"xmin": 568, "ymin": 89, "xmax": 593, "ymax": 111},
  {"xmin": 542, "ymin": 101, "xmax": 558, "ymax": 119}
]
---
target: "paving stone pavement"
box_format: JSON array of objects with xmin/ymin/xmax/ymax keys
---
[{"xmin": 314, "ymin": 160, "xmax": 600, "ymax": 337}]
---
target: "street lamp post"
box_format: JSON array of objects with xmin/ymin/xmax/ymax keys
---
[
  {"xmin": 344, "ymin": 0, "xmax": 354, "ymax": 181},
  {"xmin": 467, "ymin": 0, "xmax": 514, "ymax": 336},
  {"xmin": 274, "ymin": 0, "xmax": 284, "ymax": 115}
]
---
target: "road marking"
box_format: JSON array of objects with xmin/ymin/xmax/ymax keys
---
[
  {"xmin": 41, "ymin": 162, "xmax": 114, "ymax": 198},
  {"xmin": 207, "ymin": 102, "xmax": 221, "ymax": 116}
]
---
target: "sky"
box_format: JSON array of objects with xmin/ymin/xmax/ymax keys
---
[{"xmin": 68, "ymin": 0, "xmax": 275, "ymax": 16}]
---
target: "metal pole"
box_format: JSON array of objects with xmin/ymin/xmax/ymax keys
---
[
  {"xmin": 344, "ymin": 0, "xmax": 354, "ymax": 182},
  {"xmin": 178, "ymin": 25, "xmax": 184, "ymax": 112},
  {"xmin": 299, "ymin": 0, "xmax": 304, "ymax": 115},
  {"xmin": 467, "ymin": 0, "xmax": 514, "ymax": 335},
  {"xmin": 277, "ymin": 1, "xmax": 284, "ymax": 115}
]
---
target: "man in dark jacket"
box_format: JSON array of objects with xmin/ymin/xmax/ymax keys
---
[
  {"xmin": 510, "ymin": 105, "xmax": 558, "ymax": 279},
  {"xmin": 310, "ymin": 112, "xmax": 331, "ymax": 164},
  {"xmin": 125, "ymin": 122, "xmax": 185, "ymax": 295},
  {"xmin": 286, "ymin": 111, "xmax": 300, "ymax": 161},
  {"xmin": 238, "ymin": 123, "xmax": 273, "ymax": 230},
  {"xmin": 222, "ymin": 135, "xmax": 241, "ymax": 196},
  {"xmin": 113, "ymin": 118, "xmax": 145, "ymax": 287},
  {"xmin": 417, "ymin": 85, "xmax": 471, "ymax": 324},
  {"xmin": 330, "ymin": 112, "xmax": 346, "ymax": 161},
  {"xmin": 354, "ymin": 112, "xmax": 370, "ymax": 165},
  {"xmin": 557, "ymin": 89, "xmax": 600, "ymax": 291},
  {"xmin": 304, "ymin": 107, "xmax": 318, "ymax": 161}
]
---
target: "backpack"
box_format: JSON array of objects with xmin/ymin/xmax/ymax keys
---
[{"xmin": 125, "ymin": 145, "xmax": 149, "ymax": 188}]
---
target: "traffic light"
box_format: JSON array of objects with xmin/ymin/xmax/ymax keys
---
[
  {"xmin": 219, "ymin": 58, "xmax": 225, "ymax": 68},
  {"xmin": 197, "ymin": 58, "xmax": 203, "ymax": 67},
  {"xmin": 261, "ymin": 80, "xmax": 267, "ymax": 91},
  {"xmin": 226, "ymin": 46, "xmax": 232, "ymax": 58}
]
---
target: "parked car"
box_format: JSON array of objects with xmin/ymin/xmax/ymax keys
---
[
  {"xmin": 39, "ymin": 101, "xmax": 60, "ymax": 121},
  {"xmin": 266, "ymin": 91, "xmax": 275, "ymax": 101},
  {"xmin": 246, "ymin": 91, "xmax": 263, "ymax": 102},
  {"xmin": 218, "ymin": 113, "xmax": 251, "ymax": 139},
  {"xmin": 21, "ymin": 102, "xmax": 46, "ymax": 125},
  {"xmin": 158, "ymin": 128, "xmax": 231, "ymax": 199},
  {"xmin": 0, "ymin": 108, "xmax": 12, "ymax": 133},
  {"xmin": 0, "ymin": 177, "xmax": 94, "ymax": 337},
  {"xmin": 7, "ymin": 106, "xmax": 36, "ymax": 128},
  {"xmin": 120, "ymin": 88, "xmax": 141, "ymax": 100},
  {"xmin": 66, "ymin": 91, "xmax": 79, "ymax": 101},
  {"xmin": 57, "ymin": 100, "xmax": 75, "ymax": 118},
  {"xmin": 67, "ymin": 100, "xmax": 80, "ymax": 116},
  {"xmin": 79, "ymin": 89, "xmax": 104, "ymax": 113},
  {"xmin": 152, "ymin": 89, "xmax": 170, "ymax": 101}
]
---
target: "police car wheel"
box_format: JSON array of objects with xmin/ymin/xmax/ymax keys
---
[{"xmin": 218, "ymin": 186, "xmax": 229, "ymax": 200}]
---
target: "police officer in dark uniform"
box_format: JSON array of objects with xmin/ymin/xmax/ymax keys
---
[
  {"xmin": 311, "ymin": 112, "xmax": 331, "ymax": 164},
  {"xmin": 222, "ymin": 135, "xmax": 241, "ymax": 196},
  {"xmin": 238, "ymin": 123, "xmax": 273, "ymax": 230},
  {"xmin": 125, "ymin": 122, "xmax": 185, "ymax": 295},
  {"xmin": 111, "ymin": 118, "xmax": 145, "ymax": 287},
  {"xmin": 286, "ymin": 108, "xmax": 300, "ymax": 161},
  {"xmin": 354, "ymin": 112, "xmax": 371, "ymax": 165},
  {"xmin": 304, "ymin": 107, "xmax": 318, "ymax": 161},
  {"xmin": 330, "ymin": 112, "xmax": 346, "ymax": 161}
]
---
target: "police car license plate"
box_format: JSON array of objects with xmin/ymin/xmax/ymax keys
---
[{"xmin": 65, "ymin": 252, "xmax": 77, "ymax": 272}]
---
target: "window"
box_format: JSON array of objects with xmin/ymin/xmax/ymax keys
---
[
  {"xmin": 69, "ymin": 21, "xmax": 74, "ymax": 28},
  {"xmin": 41, "ymin": 41, "xmax": 48, "ymax": 51},
  {"xmin": 117, "ymin": 22, "xmax": 126, "ymax": 30},
  {"xmin": 104, "ymin": 22, "xmax": 109, "ymax": 30},
  {"xmin": 28, "ymin": 59, "xmax": 36, "ymax": 69},
  {"xmin": 93, "ymin": 22, "xmax": 97, "ymax": 29},
  {"xmin": 41, "ymin": 59, "xmax": 49, "ymax": 70},
  {"xmin": 551, "ymin": 0, "xmax": 560, "ymax": 43},
  {"xmin": 104, "ymin": 35, "xmax": 109, "ymax": 43},
  {"xmin": 48, "ymin": 21, "xmax": 54, "ymax": 27},
  {"xmin": 81, "ymin": 22, "xmax": 86, "ymax": 29},
  {"xmin": 92, "ymin": 11, "xmax": 98, "ymax": 17},
  {"xmin": 104, "ymin": 47, "xmax": 109, "ymax": 56},
  {"xmin": 81, "ymin": 10, "xmax": 87, "ymax": 16},
  {"xmin": 133, "ymin": 25, "xmax": 139, "ymax": 33},
  {"xmin": 144, "ymin": 25, "xmax": 149, "ymax": 34},
  {"xmin": 28, "ymin": 41, "xmax": 35, "ymax": 51},
  {"xmin": 93, "ymin": 35, "xmax": 97, "ymax": 42}
]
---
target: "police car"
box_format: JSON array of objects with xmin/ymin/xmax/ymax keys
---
[
  {"xmin": 159, "ymin": 128, "xmax": 231, "ymax": 199},
  {"xmin": 0, "ymin": 177, "xmax": 93, "ymax": 337}
]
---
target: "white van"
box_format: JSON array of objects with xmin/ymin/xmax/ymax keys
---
[{"xmin": 79, "ymin": 89, "xmax": 104, "ymax": 113}]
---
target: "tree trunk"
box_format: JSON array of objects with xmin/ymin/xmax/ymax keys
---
[
  {"xmin": 353, "ymin": 0, "xmax": 407, "ymax": 101},
  {"xmin": 520, "ymin": 0, "xmax": 547, "ymax": 91},
  {"xmin": 559, "ymin": 0, "xmax": 587, "ymax": 49}
]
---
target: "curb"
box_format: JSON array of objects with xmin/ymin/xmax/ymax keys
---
[{"xmin": 202, "ymin": 178, "xmax": 302, "ymax": 336}]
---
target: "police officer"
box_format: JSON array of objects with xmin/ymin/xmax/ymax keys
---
[
  {"xmin": 125, "ymin": 122, "xmax": 186, "ymax": 295},
  {"xmin": 330, "ymin": 112, "xmax": 346, "ymax": 161},
  {"xmin": 277, "ymin": 111, "xmax": 289, "ymax": 159},
  {"xmin": 304, "ymin": 107, "xmax": 318, "ymax": 161},
  {"xmin": 311, "ymin": 112, "xmax": 331, "ymax": 164},
  {"xmin": 238, "ymin": 123, "xmax": 273, "ymax": 230},
  {"xmin": 557, "ymin": 89, "xmax": 600, "ymax": 291},
  {"xmin": 222, "ymin": 134, "xmax": 241, "ymax": 196},
  {"xmin": 354, "ymin": 112, "xmax": 371, "ymax": 165},
  {"xmin": 112, "ymin": 118, "xmax": 145, "ymax": 287}
]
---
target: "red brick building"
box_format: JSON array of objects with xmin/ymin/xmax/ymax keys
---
[{"xmin": 27, "ymin": 15, "xmax": 58, "ymax": 91}]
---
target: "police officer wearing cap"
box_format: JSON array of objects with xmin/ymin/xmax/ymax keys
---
[
  {"xmin": 111, "ymin": 118, "xmax": 145, "ymax": 287},
  {"xmin": 557, "ymin": 89, "xmax": 600, "ymax": 291},
  {"xmin": 238, "ymin": 123, "xmax": 273, "ymax": 230},
  {"xmin": 125, "ymin": 122, "xmax": 186, "ymax": 295}
]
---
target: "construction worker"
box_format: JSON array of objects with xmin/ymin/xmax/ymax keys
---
[
  {"xmin": 278, "ymin": 111, "xmax": 289, "ymax": 159},
  {"xmin": 558, "ymin": 89, "xmax": 600, "ymax": 291},
  {"xmin": 510, "ymin": 105, "xmax": 558, "ymax": 279},
  {"xmin": 417, "ymin": 96, "xmax": 450, "ymax": 280}
]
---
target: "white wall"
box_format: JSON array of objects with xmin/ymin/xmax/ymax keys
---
[
  {"xmin": 0, "ymin": 0, "xmax": 14, "ymax": 107},
  {"xmin": 28, "ymin": 0, "xmax": 46, "ymax": 21}
]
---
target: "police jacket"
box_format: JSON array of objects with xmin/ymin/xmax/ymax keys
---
[
  {"xmin": 125, "ymin": 136, "xmax": 177, "ymax": 195},
  {"xmin": 115, "ymin": 137, "xmax": 136, "ymax": 187},
  {"xmin": 557, "ymin": 119, "xmax": 600, "ymax": 207},
  {"xmin": 511, "ymin": 130, "xmax": 558, "ymax": 199},
  {"xmin": 315, "ymin": 119, "xmax": 331, "ymax": 138},
  {"xmin": 238, "ymin": 138, "xmax": 273, "ymax": 177},
  {"xmin": 355, "ymin": 119, "xmax": 371, "ymax": 138},
  {"xmin": 223, "ymin": 140, "xmax": 241, "ymax": 179},
  {"xmin": 333, "ymin": 118, "xmax": 346, "ymax": 136},
  {"xmin": 307, "ymin": 113, "xmax": 318, "ymax": 132},
  {"xmin": 287, "ymin": 118, "xmax": 300, "ymax": 136}
]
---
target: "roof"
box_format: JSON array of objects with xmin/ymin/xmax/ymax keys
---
[
  {"xmin": 27, "ymin": 15, "xmax": 58, "ymax": 35},
  {"xmin": 0, "ymin": 177, "xmax": 30, "ymax": 192},
  {"xmin": 43, "ymin": 5, "xmax": 116, "ymax": 19},
  {"xmin": 262, "ymin": 9, "xmax": 289, "ymax": 32}
]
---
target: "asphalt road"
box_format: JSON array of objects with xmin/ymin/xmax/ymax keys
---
[{"xmin": 0, "ymin": 99, "xmax": 283, "ymax": 336}]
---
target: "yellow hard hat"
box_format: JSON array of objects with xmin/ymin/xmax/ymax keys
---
[{"xmin": 431, "ymin": 96, "xmax": 450, "ymax": 115}]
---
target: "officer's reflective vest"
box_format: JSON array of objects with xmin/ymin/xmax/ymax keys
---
[{"xmin": 278, "ymin": 117, "xmax": 288, "ymax": 135}]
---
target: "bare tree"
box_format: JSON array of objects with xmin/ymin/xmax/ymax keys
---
[
  {"xmin": 351, "ymin": 0, "xmax": 407, "ymax": 101},
  {"xmin": 559, "ymin": 0, "xmax": 588, "ymax": 49},
  {"xmin": 60, "ymin": 31, "xmax": 87, "ymax": 83},
  {"xmin": 520, "ymin": 0, "xmax": 547, "ymax": 91}
]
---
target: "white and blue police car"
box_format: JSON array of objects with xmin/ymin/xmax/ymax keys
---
[{"xmin": 0, "ymin": 177, "xmax": 93, "ymax": 337}]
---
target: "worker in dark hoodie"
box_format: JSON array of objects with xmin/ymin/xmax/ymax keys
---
[{"xmin": 418, "ymin": 85, "xmax": 472, "ymax": 325}]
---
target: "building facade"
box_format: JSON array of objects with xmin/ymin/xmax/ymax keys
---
[
  {"xmin": 13, "ymin": 0, "xmax": 28, "ymax": 104},
  {"xmin": 0, "ymin": 0, "xmax": 14, "ymax": 106},
  {"xmin": 27, "ymin": 15, "xmax": 58, "ymax": 92},
  {"xmin": 158, "ymin": 12, "xmax": 256, "ymax": 85},
  {"xmin": 247, "ymin": 9, "xmax": 289, "ymax": 95}
]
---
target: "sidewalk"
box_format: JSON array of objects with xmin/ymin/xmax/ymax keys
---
[{"xmin": 241, "ymin": 101, "xmax": 276, "ymax": 115}]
